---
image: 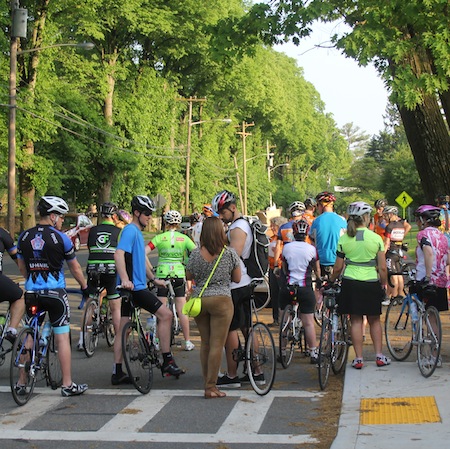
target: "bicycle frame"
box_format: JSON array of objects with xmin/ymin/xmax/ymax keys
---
[{"xmin": 0, "ymin": 308, "xmax": 13, "ymax": 364}]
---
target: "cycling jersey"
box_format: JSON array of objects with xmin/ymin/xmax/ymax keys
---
[
  {"xmin": 0, "ymin": 227, "xmax": 17, "ymax": 274},
  {"xmin": 277, "ymin": 220, "xmax": 297, "ymax": 244},
  {"xmin": 148, "ymin": 230, "xmax": 196, "ymax": 278},
  {"xmin": 438, "ymin": 207, "xmax": 450, "ymax": 247},
  {"xmin": 385, "ymin": 220, "xmax": 407, "ymax": 250},
  {"xmin": 282, "ymin": 240, "xmax": 317, "ymax": 287},
  {"xmin": 87, "ymin": 220, "xmax": 121, "ymax": 275},
  {"xmin": 309, "ymin": 212, "xmax": 347, "ymax": 266},
  {"xmin": 116, "ymin": 223, "xmax": 148, "ymax": 291},
  {"xmin": 17, "ymin": 225, "xmax": 76, "ymax": 291},
  {"xmin": 415, "ymin": 226, "xmax": 448, "ymax": 288},
  {"xmin": 373, "ymin": 214, "xmax": 387, "ymax": 237},
  {"xmin": 336, "ymin": 228, "xmax": 384, "ymax": 282}
]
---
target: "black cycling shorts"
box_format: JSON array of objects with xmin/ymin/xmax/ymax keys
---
[
  {"xmin": 156, "ymin": 277, "xmax": 186, "ymax": 298},
  {"xmin": 0, "ymin": 274, "xmax": 22, "ymax": 303},
  {"xmin": 24, "ymin": 289, "xmax": 70, "ymax": 329},
  {"xmin": 385, "ymin": 251, "xmax": 401, "ymax": 274},
  {"xmin": 121, "ymin": 288, "xmax": 163, "ymax": 317},
  {"xmin": 279, "ymin": 284, "xmax": 316, "ymax": 313},
  {"xmin": 87, "ymin": 272, "xmax": 120, "ymax": 300},
  {"xmin": 229, "ymin": 284, "xmax": 252, "ymax": 331}
]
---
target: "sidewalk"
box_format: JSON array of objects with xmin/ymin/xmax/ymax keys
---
[{"xmin": 332, "ymin": 326, "xmax": 450, "ymax": 448}]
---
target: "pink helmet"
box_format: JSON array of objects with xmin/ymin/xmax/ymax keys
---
[{"xmin": 414, "ymin": 205, "xmax": 441, "ymax": 222}]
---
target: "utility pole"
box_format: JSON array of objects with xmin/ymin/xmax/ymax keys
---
[
  {"xmin": 178, "ymin": 96, "xmax": 206, "ymax": 215},
  {"xmin": 236, "ymin": 121, "xmax": 254, "ymax": 216}
]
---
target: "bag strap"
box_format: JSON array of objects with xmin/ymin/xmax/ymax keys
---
[{"xmin": 198, "ymin": 246, "xmax": 226, "ymax": 298}]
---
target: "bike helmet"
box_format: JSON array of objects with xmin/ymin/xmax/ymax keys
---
[
  {"xmin": 37, "ymin": 196, "xmax": 69, "ymax": 216},
  {"xmin": 212, "ymin": 190, "xmax": 236, "ymax": 213},
  {"xmin": 190, "ymin": 212, "xmax": 201, "ymax": 223},
  {"xmin": 316, "ymin": 191, "xmax": 336, "ymax": 204},
  {"xmin": 414, "ymin": 205, "xmax": 441, "ymax": 222},
  {"xmin": 131, "ymin": 195, "xmax": 156, "ymax": 213},
  {"xmin": 288, "ymin": 201, "xmax": 306, "ymax": 213},
  {"xmin": 202, "ymin": 204, "xmax": 214, "ymax": 217},
  {"xmin": 292, "ymin": 219, "xmax": 309, "ymax": 235},
  {"xmin": 116, "ymin": 209, "xmax": 132, "ymax": 224},
  {"xmin": 383, "ymin": 205, "xmax": 398, "ymax": 215},
  {"xmin": 164, "ymin": 210, "xmax": 182, "ymax": 224},
  {"xmin": 374, "ymin": 199, "xmax": 387, "ymax": 209},
  {"xmin": 347, "ymin": 201, "xmax": 372, "ymax": 216},
  {"xmin": 435, "ymin": 194, "xmax": 449, "ymax": 205},
  {"xmin": 100, "ymin": 202, "xmax": 118, "ymax": 216},
  {"xmin": 304, "ymin": 197, "xmax": 317, "ymax": 208}
]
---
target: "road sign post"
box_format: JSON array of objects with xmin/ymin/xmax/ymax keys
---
[{"xmin": 395, "ymin": 191, "xmax": 413, "ymax": 219}]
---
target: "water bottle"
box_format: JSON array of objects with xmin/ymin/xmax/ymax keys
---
[
  {"xmin": 0, "ymin": 314, "xmax": 6, "ymax": 328},
  {"xmin": 40, "ymin": 321, "xmax": 52, "ymax": 347},
  {"xmin": 146, "ymin": 316, "xmax": 156, "ymax": 341},
  {"xmin": 410, "ymin": 301, "xmax": 419, "ymax": 323},
  {"xmin": 332, "ymin": 314, "xmax": 339, "ymax": 333}
]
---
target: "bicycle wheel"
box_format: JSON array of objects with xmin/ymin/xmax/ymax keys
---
[
  {"xmin": 105, "ymin": 303, "xmax": 115, "ymax": 347},
  {"xmin": 417, "ymin": 306, "xmax": 441, "ymax": 378},
  {"xmin": 246, "ymin": 323, "xmax": 276, "ymax": 395},
  {"xmin": 10, "ymin": 327, "xmax": 37, "ymax": 406},
  {"xmin": 46, "ymin": 332, "xmax": 62, "ymax": 389},
  {"xmin": 385, "ymin": 299, "xmax": 413, "ymax": 361},
  {"xmin": 318, "ymin": 315, "xmax": 332, "ymax": 390},
  {"xmin": 0, "ymin": 313, "xmax": 10, "ymax": 366},
  {"xmin": 82, "ymin": 297, "xmax": 100, "ymax": 358},
  {"xmin": 122, "ymin": 321, "xmax": 153, "ymax": 394},
  {"xmin": 314, "ymin": 295, "xmax": 323, "ymax": 327},
  {"xmin": 331, "ymin": 314, "xmax": 349, "ymax": 374},
  {"xmin": 279, "ymin": 305, "xmax": 295, "ymax": 369}
]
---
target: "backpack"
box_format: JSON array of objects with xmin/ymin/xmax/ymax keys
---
[{"xmin": 237, "ymin": 217, "xmax": 269, "ymax": 278}]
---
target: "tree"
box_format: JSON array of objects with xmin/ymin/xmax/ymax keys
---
[{"xmin": 239, "ymin": 0, "xmax": 450, "ymax": 202}]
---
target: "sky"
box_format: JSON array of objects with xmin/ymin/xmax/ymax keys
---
[{"xmin": 276, "ymin": 21, "xmax": 390, "ymax": 137}]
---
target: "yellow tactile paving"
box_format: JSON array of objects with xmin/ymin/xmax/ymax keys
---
[{"xmin": 360, "ymin": 396, "xmax": 441, "ymax": 425}]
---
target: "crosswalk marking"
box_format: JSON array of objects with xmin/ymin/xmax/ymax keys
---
[{"xmin": 0, "ymin": 387, "xmax": 322, "ymax": 444}]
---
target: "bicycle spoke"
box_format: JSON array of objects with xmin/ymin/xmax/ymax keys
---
[
  {"xmin": 82, "ymin": 298, "xmax": 100, "ymax": 358},
  {"xmin": 10, "ymin": 328, "xmax": 37, "ymax": 406},
  {"xmin": 417, "ymin": 306, "xmax": 441, "ymax": 378},
  {"xmin": 385, "ymin": 299, "xmax": 413, "ymax": 361},
  {"xmin": 318, "ymin": 316, "xmax": 332, "ymax": 390},
  {"xmin": 246, "ymin": 323, "xmax": 276, "ymax": 395},
  {"xmin": 122, "ymin": 321, "xmax": 153, "ymax": 394},
  {"xmin": 46, "ymin": 332, "xmax": 62, "ymax": 389},
  {"xmin": 105, "ymin": 304, "xmax": 115, "ymax": 347},
  {"xmin": 331, "ymin": 314, "xmax": 349, "ymax": 374}
]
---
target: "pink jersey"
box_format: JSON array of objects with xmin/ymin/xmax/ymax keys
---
[{"xmin": 415, "ymin": 227, "xmax": 449, "ymax": 288}]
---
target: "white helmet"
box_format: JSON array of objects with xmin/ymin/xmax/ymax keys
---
[
  {"xmin": 347, "ymin": 201, "xmax": 372, "ymax": 216},
  {"xmin": 164, "ymin": 210, "xmax": 182, "ymax": 224},
  {"xmin": 38, "ymin": 196, "xmax": 69, "ymax": 215},
  {"xmin": 288, "ymin": 201, "xmax": 305, "ymax": 214}
]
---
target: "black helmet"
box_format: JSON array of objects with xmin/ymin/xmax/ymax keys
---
[
  {"xmin": 100, "ymin": 202, "xmax": 117, "ymax": 216},
  {"xmin": 292, "ymin": 219, "xmax": 309, "ymax": 235},
  {"xmin": 131, "ymin": 195, "xmax": 156, "ymax": 213},
  {"xmin": 304, "ymin": 197, "xmax": 317, "ymax": 208},
  {"xmin": 374, "ymin": 199, "xmax": 387, "ymax": 209},
  {"xmin": 37, "ymin": 196, "xmax": 69, "ymax": 216},
  {"xmin": 435, "ymin": 194, "xmax": 449, "ymax": 205}
]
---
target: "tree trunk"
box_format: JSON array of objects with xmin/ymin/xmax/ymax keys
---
[
  {"xmin": 398, "ymin": 94, "xmax": 450, "ymax": 203},
  {"xmin": 97, "ymin": 179, "xmax": 113, "ymax": 210}
]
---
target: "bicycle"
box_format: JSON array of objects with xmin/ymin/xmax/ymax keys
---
[
  {"xmin": 0, "ymin": 305, "xmax": 15, "ymax": 367},
  {"xmin": 278, "ymin": 285, "xmax": 306, "ymax": 369},
  {"xmin": 232, "ymin": 278, "xmax": 276, "ymax": 395},
  {"xmin": 161, "ymin": 277, "xmax": 181, "ymax": 346},
  {"xmin": 81, "ymin": 271, "xmax": 115, "ymax": 357},
  {"xmin": 385, "ymin": 278, "xmax": 442, "ymax": 378},
  {"xmin": 313, "ymin": 267, "xmax": 333, "ymax": 327},
  {"xmin": 9, "ymin": 292, "xmax": 62, "ymax": 406},
  {"xmin": 317, "ymin": 284, "xmax": 350, "ymax": 390},
  {"xmin": 119, "ymin": 288, "xmax": 184, "ymax": 395}
]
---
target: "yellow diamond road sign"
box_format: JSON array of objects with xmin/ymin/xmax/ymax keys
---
[{"xmin": 395, "ymin": 191, "xmax": 413, "ymax": 208}]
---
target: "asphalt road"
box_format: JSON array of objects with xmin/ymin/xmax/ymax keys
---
[{"xmin": 0, "ymin": 249, "xmax": 340, "ymax": 449}]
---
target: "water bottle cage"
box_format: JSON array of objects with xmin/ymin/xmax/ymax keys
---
[{"xmin": 324, "ymin": 296, "xmax": 336, "ymax": 310}]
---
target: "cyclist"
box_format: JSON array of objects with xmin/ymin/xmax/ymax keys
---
[
  {"xmin": 435, "ymin": 194, "xmax": 450, "ymax": 247},
  {"xmin": 281, "ymin": 219, "xmax": 321, "ymax": 364},
  {"xmin": 413, "ymin": 205, "xmax": 449, "ymax": 316},
  {"xmin": 82, "ymin": 202, "xmax": 128, "ymax": 385},
  {"xmin": 382, "ymin": 205, "xmax": 411, "ymax": 305},
  {"xmin": 186, "ymin": 217, "xmax": 241, "ymax": 398},
  {"xmin": 16, "ymin": 196, "xmax": 89, "ymax": 397},
  {"xmin": 303, "ymin": 197, "xmax": 317, "ymax": 228},
  {"xmin": 373, "ymin": 199, "xmax": 388, "ymax": 238},
  {"xmin": 268, "ymin": 216, "xmax": 288, "ymax": 327},
  {"xmin": 0, "ymin": 202, "xmax": 24, "ymax": 343},
  {"xmin": 212, "ymin": 190, "xmax": 253, "ymax": 388},
  {"xmin": 146, "ymin": 210, "xmax": 196, "ymax": 351},
  {"xmin": 114, "ymin": 209, "xmax": 132, "ymax": 229},
  {"xmin": 190, "ymin": 212, "xmax": 203, "ymax": 247},
  {"xmin": 309, "ymin": 191, "xmax": 346, "ymax": 276},
  {"xmin": 329, "ymin": 201, "xmax": 390, "ymax": 370},
  {"xmin": 114, "ymin": 195, "xmax": 184, "ymax": 377}
]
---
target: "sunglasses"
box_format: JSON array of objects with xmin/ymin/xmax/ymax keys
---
[{"xmin": 141, "ymin": 210, "xmax": 152, "ymax": 216}]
